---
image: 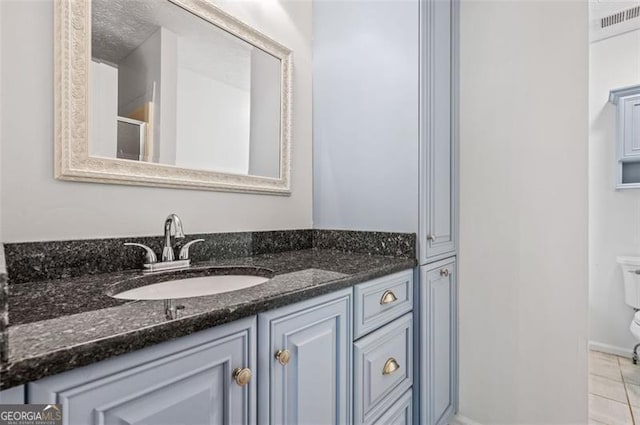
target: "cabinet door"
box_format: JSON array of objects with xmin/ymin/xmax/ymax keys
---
[
  {"xmin": 420, "ymin": 0, "xmax": 456, "ymax": 262},
  {"xmin": 623, "ymin": 95, "xmax": 640, "ymax": 158},
  {"xmin": 28, "ymin": 317, "xmax": 256, "ymax": 425},
  {"xmin": 258, "ymin": 289, "xmax": 351, "ymax": 425},
  {"xmin": 419, "ymin": 258, "xmax": 457, "ymax": 425}
]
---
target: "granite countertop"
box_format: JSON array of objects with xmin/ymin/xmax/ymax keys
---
[{"xmin": 2, "ymin": 248, "xmax": 416, "ymax": 389}]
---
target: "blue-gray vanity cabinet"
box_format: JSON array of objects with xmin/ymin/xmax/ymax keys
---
[
  {"xmin": 27, "ymin": 317, "xmax": 257, "ymax": 425},
  {"xmin": 419, "ymin": 258, "xmax": 457, "ymax": 425},
  {"xmin": 258, "ymin": 288, "xmax": 352, "ymax": 425}
]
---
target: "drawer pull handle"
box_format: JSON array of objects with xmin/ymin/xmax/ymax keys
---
[
  {"xmin": 440, "ymin": 268, "xmax": 450, "ymax": 277},
  {"xmin": 383, "ymin": 358, "xmax": 400, "ymax": 375},
  {"xmin": 380, "ymin": 290, "xmax": 398, "ymax": 305},
  {"xmin": 275, "ymin": 349, "xmax": 292, "ymax": 366},
  {"xmin": 233, "ymin": 367, "xmax": 252, "ymax": 386}
]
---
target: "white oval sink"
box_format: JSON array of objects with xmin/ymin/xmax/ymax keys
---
[{"xmin": 113, "ymin": 275, "xmax": 270, "ymax": 300}]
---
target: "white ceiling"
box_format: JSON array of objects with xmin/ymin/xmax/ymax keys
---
[{"xmin": 92, "ymin": 0, "xmax": 171, "ymax": 64}]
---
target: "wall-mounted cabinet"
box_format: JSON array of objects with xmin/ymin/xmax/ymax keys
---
[{"xmin": 610, "ymin": 85, "xmax": 640, "ymax": 189}]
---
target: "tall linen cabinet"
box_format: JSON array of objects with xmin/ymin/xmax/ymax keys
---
[{"xmin": 313, "ymin": 0, "xmax": 459, "ymax": 424}]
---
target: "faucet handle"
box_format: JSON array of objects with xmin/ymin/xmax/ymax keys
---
[
  {"xmin": 179, "ymin": 239, "xmax": 205, "ymax": 260},
  {"xmin": 124, "ymin": 243, "xmax": 158, "ymax": 264}
]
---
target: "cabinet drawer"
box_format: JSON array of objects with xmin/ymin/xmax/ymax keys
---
[
  {"xmin": 354, "ymin": 269, "xmax": 413, "ymax": 338},
  {"xmin": 371, "ymin": 389, "xmax": 412, "ymax": 425},
  {"xmin": 354, "ymin": 313, "xmax": 413, "ymax": 425}
]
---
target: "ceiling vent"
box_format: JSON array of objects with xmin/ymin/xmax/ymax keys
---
[{"xmin": 591, "ymin": 3, "xmax": 640, "ymax": 42}]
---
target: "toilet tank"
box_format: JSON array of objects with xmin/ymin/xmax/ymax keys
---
[{"xmin": 618, "ymin": 257, "xmax": 640, "ymax": 309}]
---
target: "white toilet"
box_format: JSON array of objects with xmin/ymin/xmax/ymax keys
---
[{"xmin": 619, "ymin": 256, "xmax": 640, "ymax": 362}]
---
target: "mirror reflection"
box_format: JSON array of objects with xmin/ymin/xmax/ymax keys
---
[{"xmin": 90, "ymin": 0, "xmax": 282, "ymax": 178}]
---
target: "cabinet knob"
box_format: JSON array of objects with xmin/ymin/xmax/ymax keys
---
[
  {"xmin": 440, "ymin": 268, "xmax": 450, "ymax": 277},
  {"xmin": 427, "ymin": 234, "xmax": 437, "ymax": 241},
  {"xmin": 380, "ymin": 290, "xmax": 398, "ymax": 305},
  {"xmin": 232, "ymin": 367, "xmax": 252, "ymax": 386},
  {"xmin": 275, "ymin": 349, "xmax": 292, "ymax": 366},
  {"xmin": 383, "ymin": 358, "xmax": 400, "ymax": 375}
]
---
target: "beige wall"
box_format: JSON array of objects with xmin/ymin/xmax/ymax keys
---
[
  {"xmin": 589, "ymin": 29, "xmax": 640, "ymax": 354},
  {"xmin": 0, "ymin": 0, "xmax": 313, "ymax": 242},
  {"xmin": 458, "ymin": 1, "xmax": 589, "ymax": 423}
]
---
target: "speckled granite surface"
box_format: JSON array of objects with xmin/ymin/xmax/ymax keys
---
[{"xmin": 2, "ymin": 240, "xmax": 416, "ymax": 389}]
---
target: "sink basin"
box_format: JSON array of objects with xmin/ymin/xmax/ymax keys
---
[{"xmin": 111, "ymin": 270, "xmax": 272, "ymax": 300}]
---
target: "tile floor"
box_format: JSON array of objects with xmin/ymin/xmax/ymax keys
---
[{"xmin": 590, "ymin": 350, "xmax": 640, "ymax": 425}]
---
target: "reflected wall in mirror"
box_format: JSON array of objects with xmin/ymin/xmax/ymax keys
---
[{"xmin": 55, "ymin": 0, "xmax": 292, "ymax": 194}]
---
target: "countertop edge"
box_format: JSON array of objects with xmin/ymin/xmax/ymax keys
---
[{"xmin": 0, "ymin": 259, "xmax": 416, "ymax": 390}]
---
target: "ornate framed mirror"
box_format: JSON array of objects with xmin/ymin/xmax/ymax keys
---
[{"xmin": 55, "ymin": 0, "xmax": 292, "ymax": 194}]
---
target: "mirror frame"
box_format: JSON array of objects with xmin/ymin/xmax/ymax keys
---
[{"xmin": 54, "ymin": 0, "xmax": 292, "ymax": 195}]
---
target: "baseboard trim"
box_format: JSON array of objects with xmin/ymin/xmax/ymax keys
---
[
  {"xmin": 589, "ymin": 341, "xmax": 633, "ymax": 358},
  {"xmin": 452, "ymin": 414, "xmax": 484, "ymax": 425}
]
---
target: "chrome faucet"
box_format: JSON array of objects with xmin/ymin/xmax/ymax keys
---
[
  {"xmin": 124, "ymin": 214, "xmax": 204, "ymax": 273},
  {"xmin": 162, "ymin": 214, "xmax": 185, "ymax": 262}
]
